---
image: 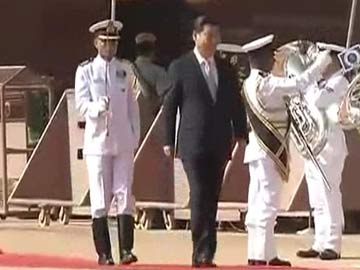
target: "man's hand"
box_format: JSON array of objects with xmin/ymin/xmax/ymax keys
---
[
  {"xmin": 236, "ymin": 138, "xmax": 247, "ymax": 148},
  {"xmin": 98, "ymin": 96, "xmax": 110, "ymax": 114},
  {"xmin": 163, "ymin": 145, "xmax": 175, "ymax": 158}
]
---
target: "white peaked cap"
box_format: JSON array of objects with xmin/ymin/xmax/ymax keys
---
[
  {"xmin": 89, "ymin": 19, "xmax": 123, "ymax": 40},
  {"xmin": 242, "ymin": 34, "xmax": 274, "ymax": 53},
  {"xmin": 217, "ymin": 43, "xmax": 245, "ymax": 53}
]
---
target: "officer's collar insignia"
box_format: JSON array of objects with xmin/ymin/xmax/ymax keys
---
[
  {"xmin": 116, "ymin": 69, "xmax": 126, "ymax": 78},
  {"xmin": 258, "ymin": 70, "xmax": 269, "ymax": 77},
  {"xmin": 324, "ymin": 86, "xmax": 334, "ymax": 93},
  {"xmin": 317, "ymin": 78, "xmax": 326, "ymax": 88}
]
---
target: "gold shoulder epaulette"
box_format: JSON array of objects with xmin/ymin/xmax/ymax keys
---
[{"xmin": 79, "ymin": 58, "xmax": 93, "ymax": 67}]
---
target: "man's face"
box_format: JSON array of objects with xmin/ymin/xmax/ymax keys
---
[
  {"xmin": 94, "ymin": 37, "xmax": 118, "ymax": 61},
  {"xmin": 193, "ymin": 24, "xmax": 221, "ymax": 58}
]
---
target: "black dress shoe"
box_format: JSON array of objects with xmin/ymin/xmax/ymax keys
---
[
  {"xmin": 247, "ymin": 259, "xmax": 266, "ymax": 266},
  {"xmin": 120, "ymin": 250, "xmax": 138, "ymax": 265},
  {"xmin": 319, "ymin": 249, "xmax": 341, "ymax": 260},
  {"xmin": 192, "ymin": 257, "xmax": 217, "ymax": 268},
  {"xmin": 268, "ymin": 257, "xmax": 291, "ymax": 266},
  {"xmin": 296, "ymin": 248, "xmax": 320, "ymax": 258},
  {"xmin": 98, "ymin": 254, "xmax": 115, "ymax": 265}
]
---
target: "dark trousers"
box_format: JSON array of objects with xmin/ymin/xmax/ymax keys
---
[{"xmin": 182, "ymin": 155, "xmax": 226, "ymax": 262}]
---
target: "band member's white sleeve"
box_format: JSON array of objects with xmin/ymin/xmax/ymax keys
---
[
  {"xmin": 314, "ymin": 76, "xmax": 349, "ymax": 108},
  {"xmin": 75, "ymin": 66, "xmax": 104, "ymax": 118},
  {"xmin": 258, "ymin": 51, "xmax": 332, "ymax": 105}
]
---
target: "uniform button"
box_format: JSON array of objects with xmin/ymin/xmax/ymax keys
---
[{"xmin": 121, "ymin": 88, "xmax": 125, "ymax": 92}]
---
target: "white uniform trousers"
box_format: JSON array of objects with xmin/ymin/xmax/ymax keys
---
[
  {"xmin": 85, "ymin": 152, "xmax": 136, "ymax": 218},
  {"xmin": 245, "ymin": 156, "xmax": 282, "ymax": 261},
  {"xmin": 305, "ymin": 139, "xmax": 346, "ymax": 254}
]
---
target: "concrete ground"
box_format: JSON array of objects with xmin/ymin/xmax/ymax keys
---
[{"xmin": 0, "ymin": 218, "xmax": 360, "ymax": 269}]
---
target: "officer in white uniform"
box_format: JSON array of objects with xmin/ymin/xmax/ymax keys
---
[
  {"xmin": 75, "ymin": 19, "xmax": 140, "ymax": 265},
  {"xmin": 242, "ymin": 34, "xmax": 331, "ymax": 266},
  {"xmin": 297, "ymin": 43, "xmax": 349, "ymax": 260},
  {"xmin": 133, "ymin": 32, "xmax": 171, "ymax": 141}
]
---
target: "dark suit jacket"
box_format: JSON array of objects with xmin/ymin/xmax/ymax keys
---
[{"xmin": 163, "ymin": 51, "xmax": 248, "ymax": 161}]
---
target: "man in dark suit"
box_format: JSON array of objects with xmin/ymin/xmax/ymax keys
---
[{"xmin": 162, "ymin": 15, "xmax": 248, "ymax": 267}]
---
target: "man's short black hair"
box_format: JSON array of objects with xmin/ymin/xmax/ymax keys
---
[{"xmin": 193, "ymin": 15, "xmax": 219, "ymax": 34}]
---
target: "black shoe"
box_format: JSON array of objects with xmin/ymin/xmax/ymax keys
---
[
  {"xmin": 117, "ymin": 215, "xmax": 138, "ymax": 265},
  {"xmin": 319, "ymin": 249, "xmax": 341, "ymax": 260},
  {"xmin": 247, "ymin": 259, "xmax": 266, "ymax": 266},
  {"xmin": 268, "ymin": 257, "xmax": 292, "ymax": 266},
  {"xmin": 296, "ymin": 248, "xmax": 320, "ymax": 258},
  {"xmin": 192, "ymin": 256, "xmax": 216, "ymax": 268},
  {"xmin": 120, "ymin": 250, "xmax": 138, "ymax": 265},
  {"xmin": 92, "ymin": 217, "xmax": 113, "ymax": 265},
  {"xmin": 97, "ymin": 254, "xmax": 115, "ymax": 265}
]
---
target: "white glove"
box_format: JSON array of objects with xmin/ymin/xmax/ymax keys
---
[
  {"xmin": 97, "ymin": 96, "xmax": 110, "ymax": 115},
  {"xmin": 313, "ymin": 50, "xmax": 332, "ymax": 72}
]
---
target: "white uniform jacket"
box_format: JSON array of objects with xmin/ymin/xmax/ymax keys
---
[
  {"xmin": 75, "ymin": 55, "xmax": 140, "ymax": 156},
  {"xmin": 244, "ymin": 62, "xmax": 326, "ymax": 164},
  {"xmin": 304, "ymin": 74, "xmax": 349, "ymax": 161}
]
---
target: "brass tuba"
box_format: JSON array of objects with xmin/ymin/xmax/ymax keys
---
[
  {"xmin": 276, "ymin": 40, "xmax": 329, "ymax": 157},
  {"xmin": 338, "ymin": 72, "xmax": 360, "ymax": 129},
  {"xmin": 280, "ymin": 40, "xmax": 318, "ymax": 78}
]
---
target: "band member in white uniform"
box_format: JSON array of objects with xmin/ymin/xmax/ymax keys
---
[
  {"xmin": 75, "ymin": 19, "xmax": 140, "ymax": 265},
  {"xmin": 297, "ymin": 42, "xmax": 349, "ymax": 260},
  {"xmin": 242, "ymin": 34, "xmax": 331, "ymax": 266}
]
